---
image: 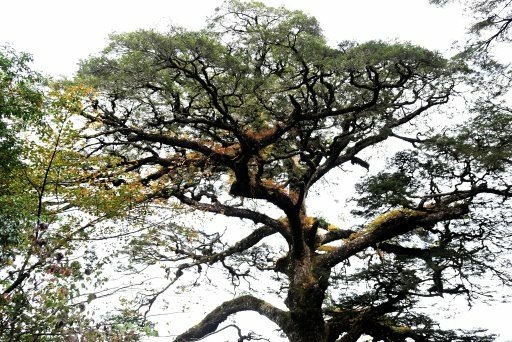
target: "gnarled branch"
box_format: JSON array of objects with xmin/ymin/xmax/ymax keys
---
[
  {"xmin": 175, "ymin": 295, "xmax": 290, "ymax": 342},
  {"xmin": 317, "ymin": 206, "xmax": 469, "ymax": 268}
]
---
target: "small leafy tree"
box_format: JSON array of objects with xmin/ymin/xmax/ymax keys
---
[
  {"xmin": 75, "ymin": 1, "xmax": 511, "ymax": 341},
  {"xmin": 0, "ymin": 49, "xmax": 140, "ymax": 341},
  {"xmin": 0, "ymin": 51, "xmax": 90, "ymax": 339}
]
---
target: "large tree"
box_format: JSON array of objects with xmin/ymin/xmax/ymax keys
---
[{"xmin": 75, "ymin": 1, "xmax": 512, "ymax": 341}]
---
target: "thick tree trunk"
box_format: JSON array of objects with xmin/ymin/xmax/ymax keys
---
[
  {"xmin": 287, "ymin": 315, "xmax": 327, "ymax": 342},
  {"xmin": 285, "ymin": 252, "xmax": 330, "ymax": 342}
]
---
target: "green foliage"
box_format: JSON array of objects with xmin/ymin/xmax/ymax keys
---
[
  {"xmin": 0, "ymin": 47, "xmax": 45, "ymax": 257},
  {"xmin": 355, "ymin": 171, "xmax": 416, "ymax": 213},
  {"xmin": 339, "ymin": 40, "xmax": 447, "ymax": 71},
  {"xmin": 0, "ymin": 46, "xmax": 44, "ymax": 171},
  {"xmin": 0, "ymin": 49, "xmax": 121, "ymax": 341},
  {"xmin": 429, "ymin": 108, "xmax": 512, "ymax": 172}
]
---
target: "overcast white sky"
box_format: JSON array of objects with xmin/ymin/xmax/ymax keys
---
[
  {"xmin": 2, "ymin": 0, "xmax": 512, "ymax": 341},
  {"xmin": 2, "ymin": 0, "xmax": 467, "ymax": 78}
]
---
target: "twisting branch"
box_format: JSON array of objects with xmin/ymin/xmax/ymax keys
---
[
  {"xmin": 317, "ymin": 205, "xmax": 470, "ymax": 268},
  {"xmin": 174, "ymin": 295, "xmax": 290, "ymax": 342},
  {"xmin": 175, "ymin": 194, "xmax": 291, "ymax": 240},
  {"xmin": 204, "ymin": 225, "xmax": 279, "ymax": 264}
]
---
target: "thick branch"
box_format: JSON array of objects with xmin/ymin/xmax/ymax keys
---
[
  {"xmin": 3, "ymin": 272, "xmax": 30, "ymax": 295},
  {"xmin": 201, "ymin": 225, "xmax": 279, "ymax": 265},
  {"xmin": 317, "ymin": 206, "xmax": 469, "ymax": 268},
  {"xmin": 175, "ymin": 295, "xmax": 290, "ymax": 342},
  {"xmin": 316, "ymin": 229, "xmax": 355, "ymax": 246},
  {"xmin": 177, "ymin": 195, "xmax": 291, "ymax": 241},
  {"xmin": 113, "ymin": 127, "xmax": 237, "ymax": 167}
]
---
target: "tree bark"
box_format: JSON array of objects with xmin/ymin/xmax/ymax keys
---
[{"xmin": 284, "ymin": 249, "xmax": 331, "ymax": 342}]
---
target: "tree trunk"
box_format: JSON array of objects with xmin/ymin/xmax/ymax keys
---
[{"xmin": 285, "ymin": 252, "xmax": 330, "ymax": 342}]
